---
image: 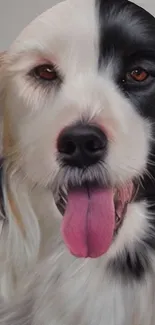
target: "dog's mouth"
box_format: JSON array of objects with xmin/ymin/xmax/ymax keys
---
[{"xmin": 57, "ymin": 181, "xmax": 136, "ymax": 258}]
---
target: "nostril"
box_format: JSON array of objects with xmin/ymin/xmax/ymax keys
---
[
  {"xmin": 58, "ymin": 140, "xmax": 76, "ymax": 156},
  {"xmin": 84, "ymin": 138, "xmax": 103, "ymax": 153}
]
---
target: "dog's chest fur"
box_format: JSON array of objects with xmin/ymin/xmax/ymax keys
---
[{"xmin": 30, "ymin": 234, "xmax": 155, "ymax": 325}]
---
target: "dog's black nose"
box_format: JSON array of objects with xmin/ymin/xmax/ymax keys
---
[{"xmin": 57, "ymin": 124, "xmax": 107, "ymax": 168}]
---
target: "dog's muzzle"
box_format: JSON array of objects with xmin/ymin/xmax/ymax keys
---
[{"xmin": 56, "ymin": 123, "xmax": 135, "ymax": 259}]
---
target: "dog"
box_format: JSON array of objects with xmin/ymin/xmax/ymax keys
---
[{"xmin": 0, "ymin": 0, "xmax": 155, "ymax": 323}]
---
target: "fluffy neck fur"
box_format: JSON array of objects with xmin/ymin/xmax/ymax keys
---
[
  {"xmin": 0, "ymin": 230, "xmax": 155, "ymax": 325},
  {"xmin": 0, "ymin": 164, "xmax": 60, "ymax": 301}
]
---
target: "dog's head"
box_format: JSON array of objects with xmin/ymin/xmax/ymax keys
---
[{"xmin": 1, "ymin": 0, "xmax": 155, "ymax": 279}]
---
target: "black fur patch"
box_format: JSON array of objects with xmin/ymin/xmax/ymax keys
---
[
  {"xmin": 97, "ymin": 0, "xmax": 155, "ymax": 280},
  {"xmin": 108, "ymin": 246, "xmax": 151, "ymax": 281}
]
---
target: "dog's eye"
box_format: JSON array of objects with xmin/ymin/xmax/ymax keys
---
[
  {"xmin": 32, "ymin": 64, "xmax": 58, "ymax": 81},
  {"xmin": 126, "ymin": 68, "xmax": 149, "ymax": 82}
]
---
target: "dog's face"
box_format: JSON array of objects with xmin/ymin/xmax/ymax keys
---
[{"xmin": 2, "ymin": 0, "xmax": 155, "ymax": 279}]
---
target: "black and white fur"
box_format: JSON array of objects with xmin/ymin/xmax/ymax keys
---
[{"xmin": 0, "ymin": 0, "xmax": 155, "ymax": 324}]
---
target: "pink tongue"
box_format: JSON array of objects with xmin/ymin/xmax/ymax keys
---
[{"xmin": 61, "ymin": 189, "xmax": 115, "ymax": 258}]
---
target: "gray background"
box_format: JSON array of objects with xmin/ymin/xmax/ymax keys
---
[
  {"xmin": 0, "ymin": 0, "xmax": 154, "ymax": 51},
  {"xmin": 0, "ymin": 0, "xmax": 61, "ymax": 51}
]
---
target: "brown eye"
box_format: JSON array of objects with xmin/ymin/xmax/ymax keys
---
[
  {"xmin": 128, "ymin": 68, "xmax": 149, "ymax": 82},
  {"xmin": 33, "ymin": 64, "xmax": 58, "ymax": 81}
]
